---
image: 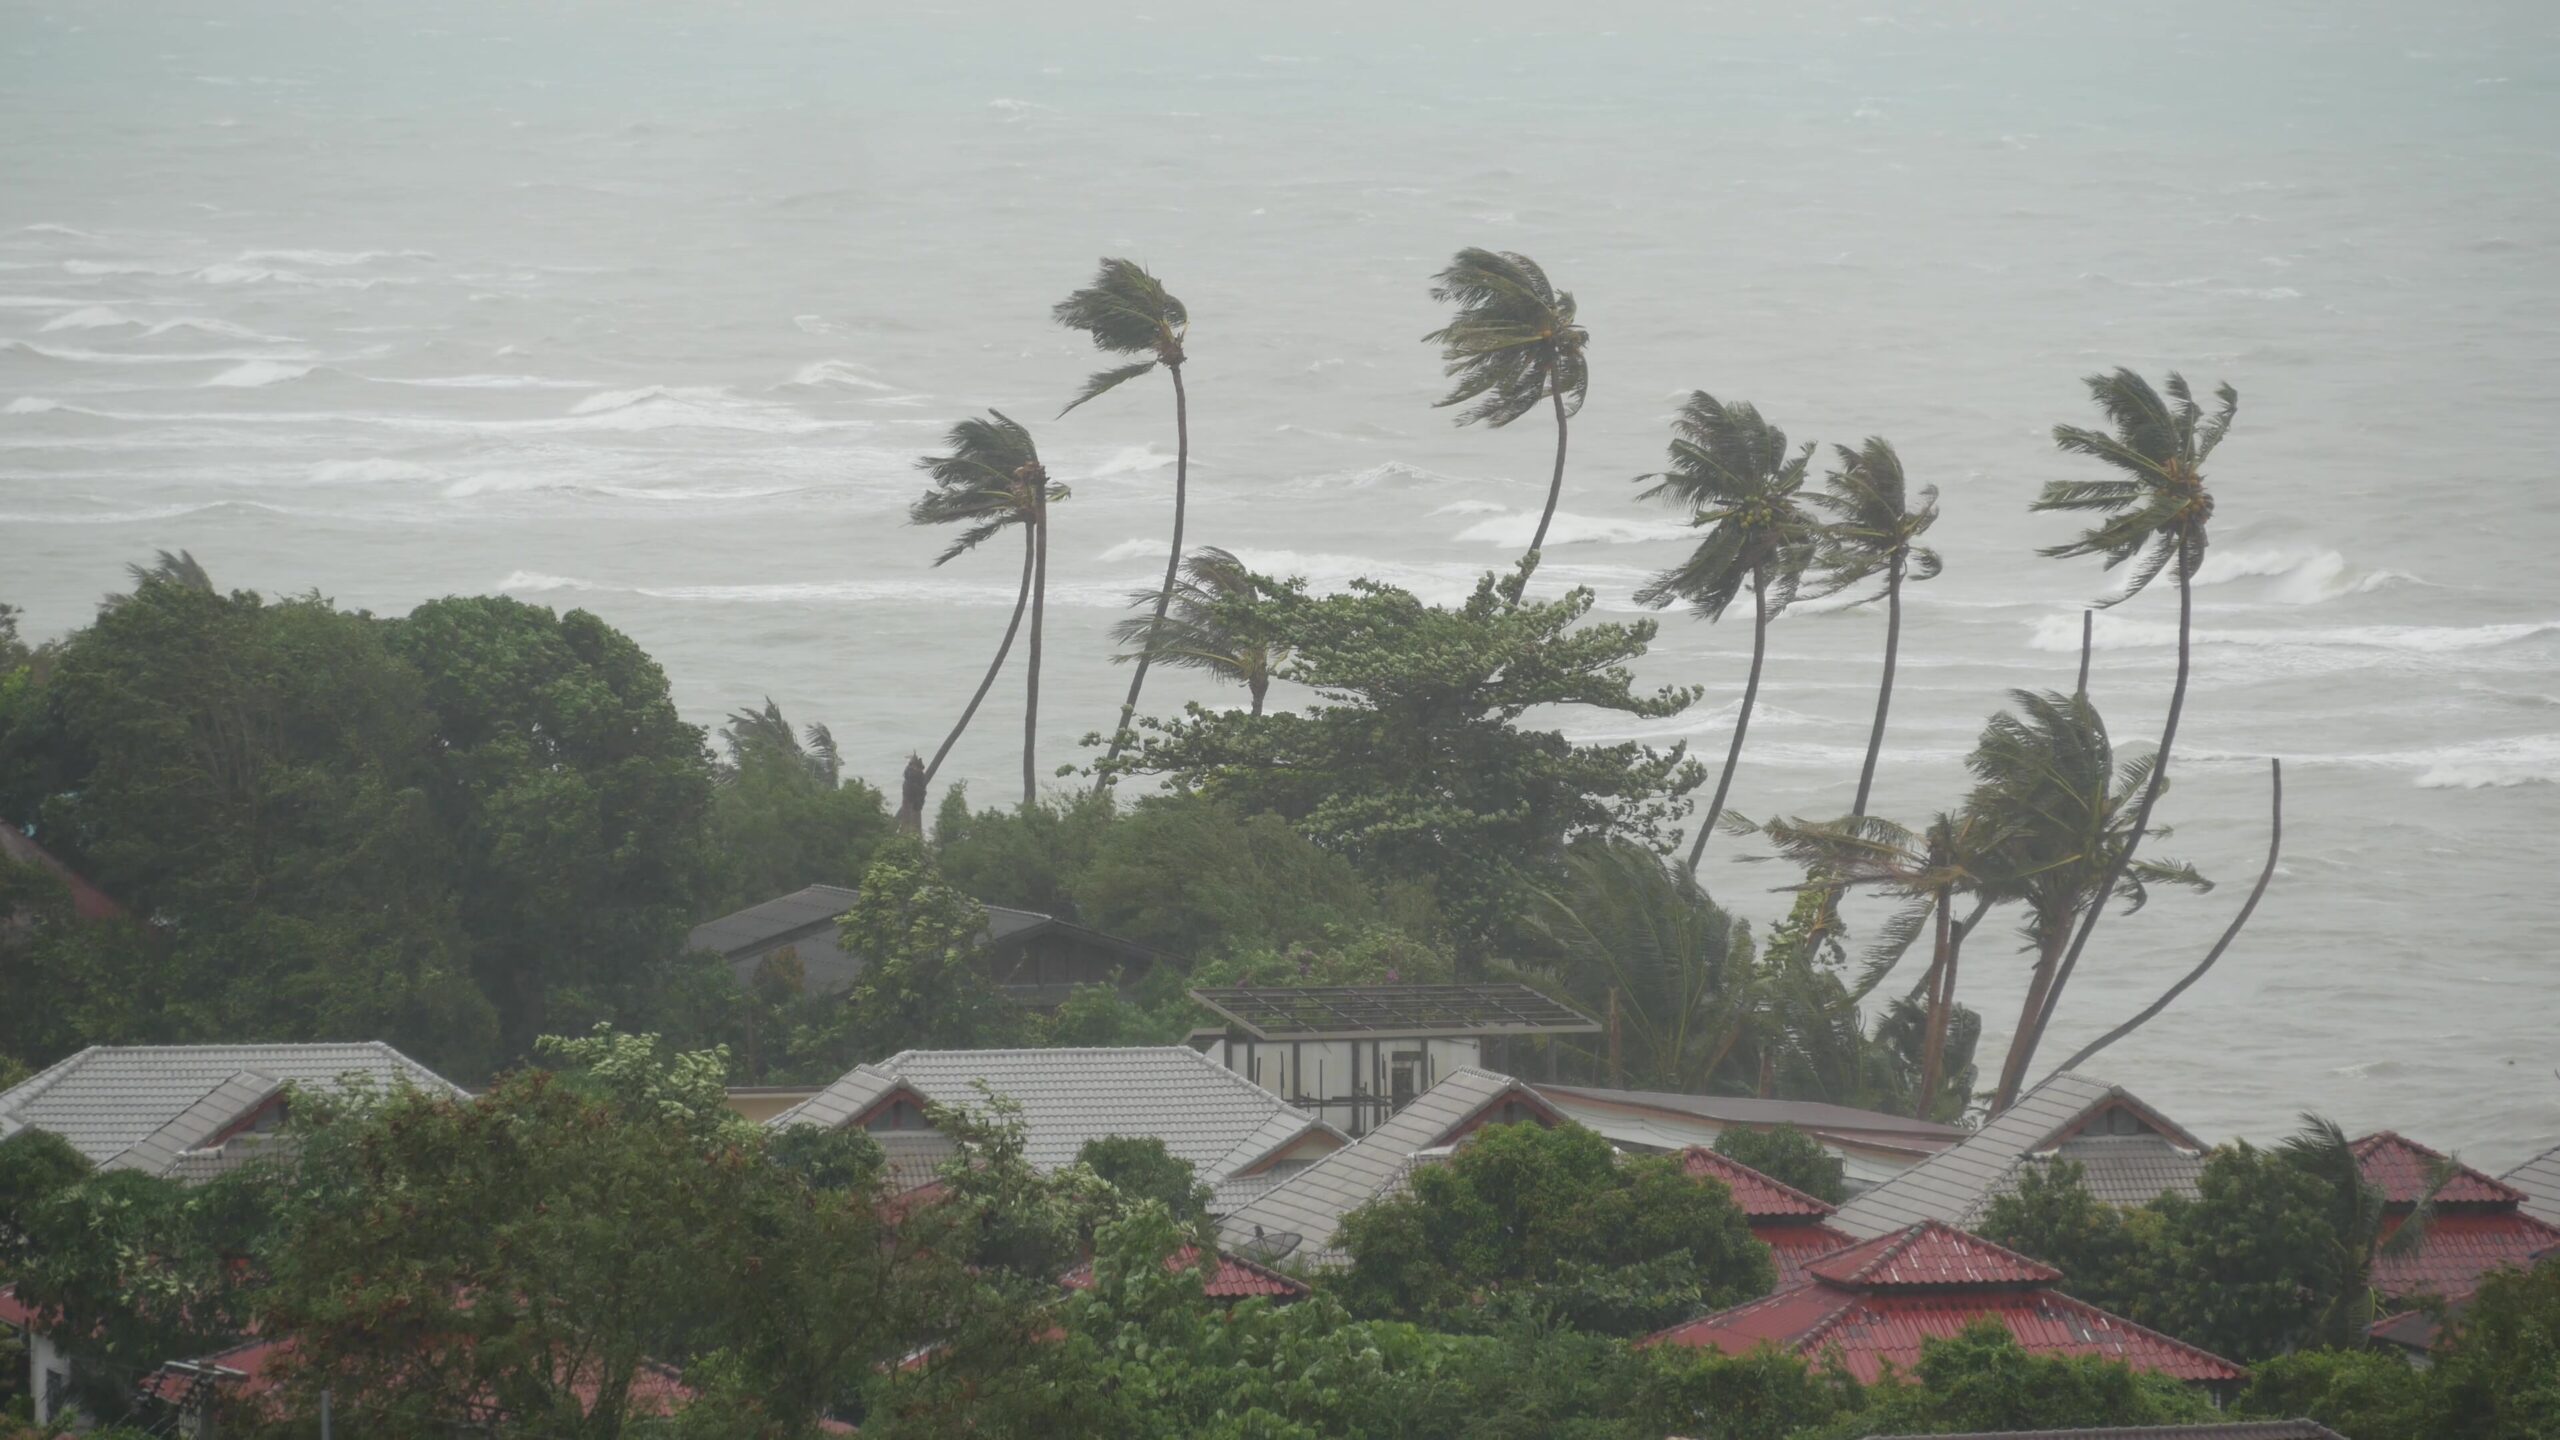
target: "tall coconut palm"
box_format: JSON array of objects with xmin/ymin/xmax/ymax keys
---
[
  {"xmin": 1107, "ymin": 546, "xmax": 1286, "ymax": 716},
  {"xmin": 910, "ymin": 411, "xmax": 1069, "ymax": 807},
  {"xmin": 1747, "ymin": 808, "xmax": 1995, "ymax": 1113},
  {"xmin": 1424, "ymin": 248, "xmax": 1589, "ymax": 588},
  {"xmin": 2012, "ymin": 370, "xmax": 2238, "ymax": 1093},
  {"xmin": 1635, "ymin": 393, "xmax": 1823, "ymax": 870},
  {"xmin": 1970, "ymin": 689, "xmax": 2210, "ymax": 1112},
  {"xmin": 1807, "ymin": 438, "xmax": 1943, "ymax": 818},
  {"xmin": 1055, "ymin": 259, "xmax": 1191, "ymax": 773}
]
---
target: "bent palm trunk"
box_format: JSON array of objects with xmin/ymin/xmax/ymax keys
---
[
  {"xmin": 1100, "ymin": 362, "xmax": 1188, "ymax": 779},
  {"xmin": 1852, "ymin": 560, "xmax": 1904, "ymax": 818},
  {"xmin": 1517, "ymin": 380, "xmax": 1571, "ymax": 589},
  {"xmin": 924, "ymin": 531, "xmax": 1034, "ymax": 786},
  {"xmin": 1024, "ymin": 484, "xmax": 1049, "ymax": 807},
  {"xmin": 1688, "ymin": 566, "xmax": 1767, "ymax": 871}
]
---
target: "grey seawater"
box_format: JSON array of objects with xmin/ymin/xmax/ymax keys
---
[{"xmin": 3, "ymin": 0, "xmax": 2555, "ymax": 1163}]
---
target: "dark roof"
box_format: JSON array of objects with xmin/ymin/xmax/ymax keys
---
[
  {"xmin": 1188, "ymin": 983, "xmax": 1598, "ymax": 1040},
  {"xmin": 1853, "ymin": 1414, "xmax": 2344, "ymax": 1424},
  {"xmin": 1854, "ymin": 1425, "xmax": 2345, "ymax": 1440},
  {"xmin": 688, "ymin": 883, "xmax": 861, "ymax": 959}
]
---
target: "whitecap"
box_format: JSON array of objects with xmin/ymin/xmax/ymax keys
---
[
  {"xmin": 1428, "ymin": 500, "xmax": 1507, "ymax": 516},
  {"xmin": 1097, "ymin": 538, "xmax": 1169, "ymax": 564},
  {"xmin": 64, "ymin": 259, "xmax": 188, "ymax": 277},
  {"xmin": 2185, "ymin": 544, "xmax": 2419, "ymax": 604},
  {"xmin": 3, "ymin": 396, "xmax": 67, "ymax": 415},
  {"xmin": 1451, "ymin": 509, "xmax": 1688, "ymax": 547},
  {"xmin": 0, "ymin": 337, "xmax": 318, "ymax": 365},
  {"xmin": 1082, "ymin": 445, "xmax": 1175, "ymax": 478},
  {"xmin": 785, "ymin": 359, "xmax": 901, "ymax": 391},
  {"xmin": 237, "ymin": 247, "xmax": 433, "ymax": 266},
  {"xmin": 142, "ymin": 316, "xmax": 299, "ymax": 342},
  {"xmin": 309, "ymin": 458, "xmax": 435, "ymax": 484},
  {"xmin": 497, "ymin": 570, "xmax": 597, "ymax": 593},
  {"xmin": 204, "ymin": 360, "xmax": 314, "ymax": 388},
  {"xmin": 2031, "ymin": 612, "xmax": 2560, "ymax": 655},
  {"xmin": 1292, "ymin": 460, "xmax": 1478, "ymax": 491},
  {"xmin": 16, "ymin": 223, "xmax": 108, "ymax": 241},
  {"xmin": 39, "ymin": 306, "xmax": 138, "ymax": 332}
]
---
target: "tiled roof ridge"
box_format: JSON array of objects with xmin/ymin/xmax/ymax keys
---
[
  {"xmin": 2352, "ymin": 1129, "xmax": 2525, "ymax": 1205},
  {"xmin": 0, "ymin": 1044, "xmax": 102, "ymax": 1121},
  {"xmin": 1680, "ymin": 1146, "xmax": 1837, "ymax": 1218},
  {"xmin": 1808, "ymin": 1220, "xmax": 2063, "ymax": 1289},
  {"xmin": 1638, "ymin": 1279, "xmax": 1847, "ymax": 1349},
  {"xmin": 2038, "ymin": 1286, "xmax": 2251, "ymax": 1380},
  {"xmin": 2028, "ymin": 1084, "xmax": 2208, "ymax": 1155}
]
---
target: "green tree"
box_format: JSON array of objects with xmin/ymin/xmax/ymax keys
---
[
  {"xmin": 1524, "ymin": 841, "xmax": 1760, "ymax": 1092},
  {"xmin": 2236, "ymin": 1262, "xmax": 2560, "ymax": 1440},
  {"xmin": 1807, "ymin": 437, "xmax": 1943, "ymax": 819},
  {"xmin": 1711, "ymin": 1125, "xmax": 1847, "ymax": 1207},
  {"xmin": 2235, "ymin": 1348, "xmax": 2438, "ymax": 1440},
  {"xmin": 1077, "ymin": 791, "xmax": 1383, "ymax": 960},
  {"xmin": 1107, "ymin": 546, "xmax": 1287, "ymax": 716},
  {"xmin": 1631, "ymin": 1344, "xmax": 1855, "ymax": 1440},
  {"xmin": 0, "ymin": 601, "xmax": 29, "ymax": 673},
  {"xmin": 1054, "ymin": 258, "xmax": 1193, "ymax": 774},
  {"xmin": 1825, "ymin": 1320, "xmax": 2216, "ymax": 1436},
  {"xmin": 1425, "ymin": 248, "xmax": 1589, "ymax": 587},
  {"xmin": 2279, "ymin": 1114, "xmax": 2445, "ymax": 1347},
  {"xmin": 704, "ymin": 699, "xmax": 893, "ymax": 915},
  {"xmin": 387, "ymin": 595, "xmax": 713, "ymax": 1055},
  {"xmin": 929, "ymin": 784, "xmax": 1116, "ymax": 920},
  {"xmin": 909, "ymin": 412, "xmax": 1070, "ymax": 805},
  {"xmin": 1109, "ymin": 570, "xmax": 1704, "ymax": 974},
  {"xmin": 1633, "ymin": 393, "xmax": 1824, "ymax": 868},
  {"xmin": 1331, "ymin": 1121, "xmax": 1773, "ymax": 1336},
  {"xmin": 1076, "ymin": 1136, "xmax": 1212, "ymax": 1230},
  {"xmin": 822, "ymin": 840, "xmax": 1020, "ymax": 1065},
  {"xmin": 2016, "ymin": 369, "xmax": 2238, "ymax": 1097}
]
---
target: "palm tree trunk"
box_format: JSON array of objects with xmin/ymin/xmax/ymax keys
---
[
  {"xmin": 1994, "ymin": 921, "xmax": 2070, "ymax": 1110},
  {"xmin": 1999, "ymin": 561, "xmax": 2195, "ymax": 1110},
  {"xmin": 1687, "ymin": 566, "xmax": 1767, "ymax": 871},
  {"xmin": 1518, "ymin": 380, "xmax": 1571, "ymax": 586},
  {"xmin": 1851, "ymin": 560, "xmax": 1903, "ymax": 819},
  {"xmin": 1248, "ymin": 669, "xmax": 1267, "ymax": 717},
  {"xmin": 923, "ymin": 530, "xmax": 1033, "ymax": 786},
  {"xmin": 1023, "ymin": 486, "xmax": 1049, "ymax": 808},
  {"xmin": 1099, "ymin": 363, "xmax": 1187, "ymax": 782},
  {"xmin": 1918, "ymin": 885, "xmax": 1953, "ymax": 1108}
]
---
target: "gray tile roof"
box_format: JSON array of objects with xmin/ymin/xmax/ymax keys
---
[
  {"xmin": 0, "ymin": 1043, "xmax": 462, "ymax": 1169},
  {"xmin": 687, "ymin": 884, "xmax": 862, "ymax": 959},
  {"xmin": 2034, "ymin": 1134, "xmax": 2210, "ymax": 1210},
  {"xmin": 1216, "ymin": 1068, "xmax": 1537, "ymax": 1266},
  {"xmin": 1832, "ymin": 1073, "xmax": 2205, "ymax": 1239},
  {"xmin": 769, "ymin": 1047, "xmax": 1340, "ymax": 1184},
  {"xmin": 2504, "ymin": 1141, "xmax": 2560, "ymax": 1227}
]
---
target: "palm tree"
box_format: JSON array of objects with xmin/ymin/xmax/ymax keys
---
[
  {"xmin": 2014, "ymin": 370, "xmax": 2237, "ymax": 1096},
  {"xmin": 1055, "ymin": 259, "xmax": 1191, "ymax": 773},
  {"xmin": 1524, "ymin": 841, "xmax": 1761, "ymax": 1093},
  {"xmin": 1807, "ymin": 438, "xmax": 1943, "ymax": 818},
  {"xmin": 719, "ymin": 698, "xmax": 841, "ymax": 786},
  {"xmin": 2281, "ymin": 1114, "xmax": 2447, "ymax": 1348},
  {"xmin": 910, "ymin": 411, "xmax": 1069, "ymax": 807},
  {"xmin": 1107, "ymin": 546, "xmax": 1286, "ymax": 716},
  {"xmin": 1747, "ymin": 808, "xmax": 1994, "ymax": 1113},
  {"xmin": 1424, "ymin": 248, "xmax": 1588, "ymax": 588},
  {"xmin": 1634, "ymin": 393, "xmax": 1823, "ymax": 870},
  {"xmin": 1970, "ymin": 689, "xmax": 2210, "ymax": 1112}
]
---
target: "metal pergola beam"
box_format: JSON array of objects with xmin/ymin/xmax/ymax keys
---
[{"xmin": 1189, "ymin": 983, "xmax": 1601, "ymax": 1041}]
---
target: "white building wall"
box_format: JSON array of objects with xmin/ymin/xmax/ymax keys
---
[{"xmin": 1215, "ymin": 1036, "xmax": 1482, "ymax": 1136}]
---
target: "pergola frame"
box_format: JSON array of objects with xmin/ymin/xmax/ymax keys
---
[{"xmin": 1189, "ymin": 983, "xmax": 1599, "ymax": 1042}]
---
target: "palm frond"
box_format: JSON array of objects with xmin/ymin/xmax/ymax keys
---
[{"xmin": 1059, "ymin": 359, "xmax": 1159, "ymax": 416}]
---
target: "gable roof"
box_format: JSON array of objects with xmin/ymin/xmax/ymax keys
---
[
  {"xmin": 689, "ymin": 883, "xmax": 863, "ymax": 959},
  {"xmin": 1214, "ymin": 1068, "xmax": 1556, "ymax": 1265},
  {"xmin": 768, "ymin": 1047, "xmax": 1340, "ymax": 1183},
  {"xmin": 1644, "ymin": 1219, "xmax": 2245, "ymax": 1386},
  {"xmin": 1832, "ymin": 1072, "xmax": 2204, "ymax": 1239},
  {"xmin": 0, "ymin": 1043, "xmax": 462, "ymax": 1168},
  {"xmin": 2351, "ymin": 1131, "xmax": 2525, "ymax": 1207},
  {"xmin": 2504, "ymin": 1140, "xmax": 2560, "ymax": 1227},
  {"xmin": 1680, "ymin": 1147, "xmax": 1837, "ymax": 1220}
]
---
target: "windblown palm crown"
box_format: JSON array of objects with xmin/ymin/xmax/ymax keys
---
[
  {"xmin": 1634, "ymin": 393, "xmax": 1822, "ymax": 619},
  {"xmin": 1423, "ymin": 248, "xmax": 1587, "ymax": 426},
  {"xmin": 2034, "ymin": 368, "xmax": 2235, "ymax": 603},
  {"xmin": 1807, "ymin": 438, "xmax": 1942, "ymax": 602},
  {"xmin": 1053, "ymin": 258, "xmax": 1188, "ymax": 414},
  {"xmin": 909, "ymin": 411, "xmax": 1066, "ymax": 560},
  {"xmin": 1108, "ymin": 546, "xmax": 1286, "ymax": 714}
]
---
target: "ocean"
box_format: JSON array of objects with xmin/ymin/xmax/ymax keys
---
[{"xmin": 4, "ymin": 0, "xmax": 2555, "ymax": 1167}]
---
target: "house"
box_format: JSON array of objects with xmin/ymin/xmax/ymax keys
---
[
  {"xmin": 2502, "ymin": 1138, "xmax": 2560, "ymax": 1228},
  {"xmin": 1540, "ymin": 1083, "xmax": 1963, "ymax": 1193},
  {"xmin": 1059, "ymin": 1245, "xmax": 1310, "ymax": 1304},
  {"xmin": 1680, "ymin": 1148, "xmax": 1856, "ymax": 1285},
  {"xmin": 1186, "ymin": 982, "xmax": 1599, "ymax": 1138},
  {"xmin": 1832, "ymin": 1072, "xmax": 2207, "ymax": 1239},
  {"xmin": 2352, "ymin": 1130, "xmax": 2560, "ymax": 1348},
  {"xmin": 768, "ymin": 1047, "xmax": 1345, "ymax": 1197},
  {"xmin": 0, "ymin": 1042, "xmax": 462, "ymax": 1179},
  {"xmin": 1641, "ymin": 1219, "xmax": 2246, "ymax": 1388},
  {"xmin": 1851, "ymin": 1425, "xmax": 2344, "ymax": 1440},
  {"xmin": 1215, "ymin": 1068, "xmax": 1565, "ymax": 1267},
  {"xmin": 690, "ymin": 883, "xmax": 1173, "ymax": 1007}
]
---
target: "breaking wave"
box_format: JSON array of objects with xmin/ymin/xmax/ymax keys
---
[
  {"xmin": 2184, "ymin": 544, "xmax": 2419, "ymax": 604},
  {"xmin": 783, "ymin": 359, "xmax": 902, "ymax": 392},
  {"xmin": 204, "ymin": 360, "xmax": 315, "ymax": 388},
  {"xmin": 2029, "ymin": 613, "xmax": 2560, "ymax": 655},
  {"xmin": 1451, "ymin": 509, "xmax": 1688, "ymax": 547}
]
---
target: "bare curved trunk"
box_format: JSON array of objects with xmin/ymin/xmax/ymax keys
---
[
  {"xmin": 1997, "ymin": 562, "xmax": 2194, "ymax": 1111},
  {"xmin": 2054, "ymin": 758, "xmax": 2280, "ymax": 1077},
  {"xmin": 1851, "ymin": 559, "xmax": 1904, "ymax": 819},
  {"xmin": 1023, "ymin": 486, "xmax": 1049, "ymax": 808},
  {"xmin": 1516, "ymin": 380, "xmax": 1571, "ymax": 590},
  {"xmin": 1100, "ymin": 363, "xmax": 1187, "ymax": 782},
  {"xmin": 923, "ymin": 531, "xmax": 1033, "ymax": 786},
  {"xmin": 1687, "ymin": 566, "xmax": 1767, "ymax": 872}
]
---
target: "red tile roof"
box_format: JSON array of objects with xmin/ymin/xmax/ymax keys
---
[
  {"xmin": 1763, "ymin": 1222, "xmax": 1859, "ymax": 1287},
  {"xmin": 1642, "ymin": 1220, "xmax": 2244, "ymax": 1386},
  {"xmin": 1059, "ymin": 1245, "xmax": 1310, "ymax": 1302},
  {"xmin": 2371, "ymin": 1209, "xmax": 2560, "ymax": 1301},
  {"xmin": 1681, "ymin": 1147, "xmax": 1838, "ymax": 1219},
  {"xmin": 1807, "ymin": 1220, "xmax": 2062, "ymax": 1289},
  {"xmin": 2351, "ymin": 1131, "xmax": 2524, "ymax": 1208}
]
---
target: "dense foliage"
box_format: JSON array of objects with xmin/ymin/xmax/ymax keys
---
[{"xmin": 1711, "ymin": 1125, "xmax": 1847, "ymax": 1206}]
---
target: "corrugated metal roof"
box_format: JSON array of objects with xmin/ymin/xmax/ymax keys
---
[
  {"xmin": 1680, "ymin": 1147, "xmax": 1837, "ymax": 1219},
  {"xmin": 1215, "ymin": 1068, "xmax": 1543, "ymax": 1265},
  {"xmin": 1857, "ymin": 1423, "xmax": 2344, "ymax": 1440},
  {"xmin": 2351, "ymin": 1130, "xmax": 2525, "ymax": 1207},
  {"xmin": 2503, "ymin": 1140, "xmax": 2560, "ymax": 1227},
  {"xmin": 0, "ymin": 1043, "xmax": 462, "ymax": 1167},
  {"xmin": 1832, "ymin": 1073, "xmax": 2203, "ymax": 1239},
  {"xmin": 1807, "ymin": 1220, "xmax": 2062, "ymax": 1289},
  {"xmin": 768, "ymin": 1048, "xmax": 1338, "ymax": 1184},
  {"xmin": 1059, "ymin": 1245, "xmax": 1310, "ymax": 1301}
]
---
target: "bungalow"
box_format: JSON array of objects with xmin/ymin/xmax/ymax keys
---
[
  {"xmin": 1642, "ymin": 1219, "xmax": 2247, "ymax": 1390},
  {"xmin": 2353, "ymin": 1130, "xmax": 2560, "ymax": 1350},
  {"xmin": 768, "ymin": 1046, "xmax": 1346, "ymax": 1198},
  {"xmin": 1832, "ymin": 1072, "xmax": 2207, "ymax": 1239},
  {"xmin": 1680, "ymin": 1148, "xmax": 1857, "ymax": 1286},
  {"xmin": 1186, "ymin": 982, "xmax": 1599, "ymax": 1137},
  {"xmin": 1214, "ymin": 1068, "xmax": 1566, "ymax": 1267},
  {"xmin": 1539, "ymin": 1084, "xmax": 1964, "ymax": 1194}
]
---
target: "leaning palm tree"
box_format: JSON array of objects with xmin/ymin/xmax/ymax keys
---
[
  {"xmin": 1424, "ymin": 248, "xmax": 1588, "ymax": 588},
  {"xmin": 1635, "ymin": 393, "xmax": 1824, "ymax": 870},
  {"xmin": 1807, "ymin": 438, "xmax": 1943, "ymax": 818},
  {"xmin": 910, "ymin": 411, "xmax": 1069, "ymax": 807},
  {"xmin": 2282, "ymin": 1114, "xmax": 2448, "ymax": 1348},
  {"xmin": 2013, "ymin": 370, "xmax": 2237, "ymax": 1095},
  {"xmin": 1107, "ymin": 546, "xmax": 1286, "ymax": 716},
  {"xmin": 1055, "ymin": 259, "xmax": 1191, "ymax": 773},
  {"xmin": 1970, "ymin": 689, "xmax": 2210, "ymax": 1112},
  {"xmin": 1523, "ymin": 841, "xmax": 1762, "ymax": 1093}
]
